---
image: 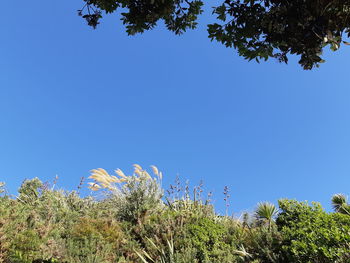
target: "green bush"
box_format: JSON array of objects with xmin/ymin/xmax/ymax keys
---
[
  {"xmin": 277, "ymin": 199, "xmax": 350, "ymax": 262},
  {"xmin": 181, "ymin": 217, "xmax": 236, "ymax": 262},
  {"xmin": 2, "ymin": 169, "xmax": 350, "ymax": 263}
]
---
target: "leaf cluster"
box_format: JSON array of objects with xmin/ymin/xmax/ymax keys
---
[
  {"xmin": 209, "ymin": 0, "xmax": 350, "ymax": 69},
  {"xmin": 80, "ymin": 0, "xmax": 203, "ymax": 35},
  {"xmin": 80, "ymin": 0, "xmax": 350, "ymax": 69}
]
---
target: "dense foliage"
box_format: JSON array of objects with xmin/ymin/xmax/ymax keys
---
[
  {"xmin": 1, "ymin": 165, "xmax": 350, "ymax": 262},
  {"xmin": 79, "ymin": 0, "xmax": 350, "ymax": 69}
]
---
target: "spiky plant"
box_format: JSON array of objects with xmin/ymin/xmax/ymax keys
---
[
  {"xmin": 135, "ymin": 238, "xmax": 175, "ymax": 263},
  {"xmin": 331, "ymin": 194, "xmax": 350, "ymax": 215},
  {"xmin": 255, "ymin": 202, "xmax": 278, "ymax": 230},
  {"xmin": 232, "ymin": 245, "xmax": 252, "ymax": 259}
]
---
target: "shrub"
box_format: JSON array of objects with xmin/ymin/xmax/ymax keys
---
[
  {"xmin": 2, "ymin": 168, "xmax": 350, "ymax": 263},
  {"xmin": 181, "ymin": 217, "xmax": 235, "ymax": 262},
  {"xmin": 277, "ymin": 199, "xmax": 350, "ymax": 262}
]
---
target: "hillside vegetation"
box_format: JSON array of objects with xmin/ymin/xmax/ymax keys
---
[{"xmin": 1, "ymin": 165, "xmax": 350, "ymax": 263}]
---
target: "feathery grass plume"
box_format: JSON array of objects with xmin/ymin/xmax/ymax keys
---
[
  {"xmin": 91, "ymin": 168, "xmax": 109, "ymax": 177},
  {"xmin": 134, "ymin": 168, "xmax": 143, "ymax": 177},
  {"xmin": 90, "ymin": 168, "xmax": 113, "ymax": 184},
  {"xmin": 0, "ymin": 182, "xmax": 5, "ymax": 194},
  {"xmin": 87, "ymin": 182, "xmax": 101, "ymax": 191},
  {"xmin": 133, "ymin": 164, "xmax": 143, "ymax": 171},
  {"xmin": 110, "ymin": 176, "xmax": 121, "ymax": 183},
  {"xmin": 115, "ymin": 169, "xmax": 127, "ymax": 179},
  {"xmin": 89, "ymin": 168, "xmax": 120, "ymax": 193},
  {"xmin": 88, "ymin": 164, "xmax": 162, "ymax": 194},
  {"xmin": 143, "ymin": 171, "xmax": 152, "ymax": 180},
  {"xmin": 132, "ymin": 164, "xmax": 158, "ymax": 181},
  {"xmin": 150, "ymin": 165, "xmax": 159, "ymax": 176}
]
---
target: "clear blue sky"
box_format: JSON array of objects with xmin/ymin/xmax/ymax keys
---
[{"xmin": 1, "ymin": 0, "xmax": 350, "ymax": 214}]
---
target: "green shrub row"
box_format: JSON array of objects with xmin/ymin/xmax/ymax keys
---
[{"xmin": 0, "ymin": 166, "xmax": 349, "ymax": 263}]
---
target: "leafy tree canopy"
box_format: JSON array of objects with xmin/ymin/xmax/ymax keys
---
[{"xmin": 79, "ymin": 0, "xmax": 350, "ymax": 69}]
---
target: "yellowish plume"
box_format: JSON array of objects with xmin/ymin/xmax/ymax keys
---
[
  {"xmin": 133, "ymin": 164, "xmax": 143, "ymax": 171},
  {"xmin": 88, "ymin": 182, "xmax": 101, "ymax": 191},
  {"xmin": 115, "ymin": 169, "xmax": 127, "ymax": 179},
  {"xmin": 150, "ymin": 165, "xmax": 159, "ymax": 176},
  {"xmin": 88, "ymin": 164, "xmax": 163, "ymax": 192}
]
